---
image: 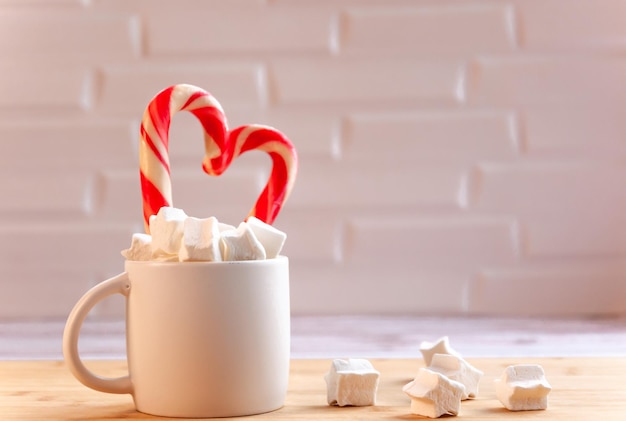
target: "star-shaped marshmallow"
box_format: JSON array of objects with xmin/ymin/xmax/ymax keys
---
[
  {"xmin": 419, "ymin": 336, "xmax": 462, "ymax": 366},
  {"xmin": 246, "ymin": 216, "xmax": 287, "ymax": 258},
  {"xmin": 149, "ymin": 206, "xmax": 187, "ymax": 256},
  {"xmin": 179, "ymin": 216, "xmax": 222, "ymax": 262},
  {"xmin": 220, "ymin": 222, "xmax": 266, "ymax": 261},
  {"xmin": 428, "ymin": 353, "xmax": 483, "ymax": 399},
  {"xmin": 121, "ymin": 233, "xmax": 152, "ymax": 261},
  {"xmin": 403, "ymin": 368, "xmax": 466, "ymax": 418}
]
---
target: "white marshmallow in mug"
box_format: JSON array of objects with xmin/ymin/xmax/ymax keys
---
[
  {"xmin": 121, "ymin": 233, "xmax": 152, "ymax": 261},
  {"xmin": 149, "ymin": 207, "xmax": 187, "ymax": 255},
  {"xmin": 218, "ymin": 222, "xmax": 236, "ymax": 233},
  {"xmin": 495, "ymin": 364, "xmax": 552, "ymax": 411},
  {"xmin": 220, "ymin": 222, "xmax": 266, "ymax": 261},
  {"xmin": 325, "ymin": 358, "xmax": 380, "ymax": 407},
  {"xmin": 179, "ymin": 216, "xmax": 222, "ymax": 262},
  {"xmin": 246, "ymin": 216, "xmax": 287, "ymax": 259},
  {"xmin": 403, "ymin": 368, "xmax": 465, "ymax": 418},
  {"xmin": 428, "ymin": 353, "xmax": 483, "ymax": 400}
]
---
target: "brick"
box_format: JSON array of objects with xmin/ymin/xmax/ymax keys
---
[
  {"xmin": 524, "ymin": 106, "xmax": 626, "ymax": 157},
  {"xmin": 97, "ymin": 62, "xmax": 265, "ymax": 116},
  {"xmin": 272, "ymin": 209, "xmax": 341, "ymax": 263},
  {"xmin": 0, "ymin": 223, "xmax": 131, "ymax": 278},
  {"xmin": 0, "ymin": 268, "xmax": 90, "ymax": 319},
  {"xmin": 345, "ymin": 215, "xmax": 518, "ymax": 268},
  {"xmin": 0, "ymin": 63, "xmax": 89, "ymax": 110},
  {"xmin": 289, "ymin": 262, "xmax": 469, "ymax": 314},
  {"xmin": 466, "ymin": 56, "xmax": 626, "ymax": 106},
  {"xmin": 0, "ymin": 9, "xmax": 139, "ymax": 60},
  {"xmin": 0, "ymin": 0, "xmax": 85, "ymax": 6},
  {"xmin": 0, "ymin": 222, "xmax": 132, "ymax": 319},
  {"xmin": 166, "ymin": 112, "xmax": 213, "ymax": 163},
  {"xmin": 470, "ymin": 260, "xmax": 626, "ymax": 315},
  {"xmin": 0, "ymin": 120, "xmax": 135, "ymax": 171},
  {"xmin": 144, "ymin": 3, "xmax": 331, "ymax": 55},
  {"xmin": 90, "ymin": 0, "xmax": 264, "ymax": 12},
  {"xmin": 0, "ymin": 171, "xmax": 92, "ymax": 215},
  {"xmin": 343, "ymin": 110, "xmax": 518, "ymax": 162},
  {"xmin": 287, "ymin": 160, "xmax": 466, "ymax": 209},
  {"xmin": 468, "ymin": 163, "xmax": 626, "ymax": 257},
  {"xmin": 270, "ymin": 58, "xmax": 463, "ymax": 104},
  {"xmin": 239, "ymin": 108, "xmax": 339, "ymax": 159},
  {"xmin": 518, "ymin": 0, "xmax": 626, "ymax": 51},
  {"xmin": 340, "ymin": 4, "xmax": 515, "ymax": 55},
  {"xmin": 94, "ymin": 170, "xmax": 142, "ymax": 223},
  {"xmin": 170, "ymin": 165, "xmax": 267, "ymax": 222},
  {"xmin": 523, "ymin": 215, "xmax": 626, "ymax": 258},
  {"xmin": 468, "ymin": 162, "xmax": 626, "ymax": 216}
]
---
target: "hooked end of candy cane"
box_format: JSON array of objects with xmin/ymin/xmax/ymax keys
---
[{"xmin": 202, "ymin": 159, "xmax": 223, "ymax": 176}]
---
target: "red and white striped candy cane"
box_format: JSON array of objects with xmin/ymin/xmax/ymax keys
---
[
  {"xmin": 204, "ymin": 124, "xmax": 298, "ymax": 225},
  {"xmin": 139, "ymin": 84, "xmax": 297, "ymax": 232},
  {"xmin": 139, "ymin": 84, "xmax": 227, "ymax": 232}
]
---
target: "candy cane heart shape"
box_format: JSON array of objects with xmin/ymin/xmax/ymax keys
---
[
  {"xmin": 139, "ymin": 84, "xmax": 297, "ymax": 232},
  {"xmin": 203, "ymin": 124, "xmax": 298, "ymax": 225}
]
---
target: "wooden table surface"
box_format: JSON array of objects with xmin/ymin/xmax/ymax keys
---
[{"xmin": 2, "ymin": 358, "xmax": 626, "ymax": 420}]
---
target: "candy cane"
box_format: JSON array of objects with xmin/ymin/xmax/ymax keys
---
[
  {"xmin": 204, "ymin": 124, "xmax": 298, "ymax": 225},
  {"xmin": 139, "ymin": 84, "xmax": 297, "ymax": 232}
]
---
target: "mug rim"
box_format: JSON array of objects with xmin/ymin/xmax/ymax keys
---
[{"xmin": 124, "ymin": 255, "xmax": 288, "ymax": 268}]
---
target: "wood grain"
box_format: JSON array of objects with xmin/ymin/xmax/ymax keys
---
[{"xmin": 1, "ymin": 358, "xmax": 625, "ymax": 420}]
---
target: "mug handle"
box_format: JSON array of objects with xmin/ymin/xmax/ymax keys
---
[{"xmin": 62, "ymin": 272, "xmax": 133, "ymax": 394}]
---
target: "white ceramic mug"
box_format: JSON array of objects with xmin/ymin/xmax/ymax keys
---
[{"xmin": 63, "ymin": 257, "xmax": 290, "ymax": 418}]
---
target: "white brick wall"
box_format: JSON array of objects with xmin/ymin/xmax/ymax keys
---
[{"xmin": 1, "ymin": 0, "xmax": 625, "ymax": 320}]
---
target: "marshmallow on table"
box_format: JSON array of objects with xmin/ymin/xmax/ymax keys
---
[
  {"xmin": 246, "ymin": 216, "xmax": 287, "ymax": 258},
  {"xmin": 220, "ymin": 222, "xmax": 266, "ymax": 261},
  {"xmin": 495, "ymin": 364, "xmax": 551, "ymax": 411},
  {"xmin": 420, "ymin": 336, "xmax": 462, "ymax": 366},
  {"xmin": 121, "ymin": 233, "xmax": 152, "ymax": 261},
  {"xmin": 325, "ymin": 358, "xmax": 380, "ymax": 407},
  {"xmin": 179, "ymin": 216, "xmax": 222, "ymax": 262},
  {"xmin": 428, "ymin": 353, "xmax": 483, "ymax": 400},
  {"xmin": 403, "ymin": 368, "xmax": 466, "ymax": 418},
  {"xmin": 149, "ymin": 207, "xmax": 187, "ymax": 257}
]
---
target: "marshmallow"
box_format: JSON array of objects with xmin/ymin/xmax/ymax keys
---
[
  {"xmin": 495, "ymin": 364, "xmax": 551, "ymax": 411},
  {"xmin": 152, "ymin": 252, "xmax": 179, "ymax": 262},
  {"xmin": 420, "ymin": 336, "xmax": 462, "ymax": 366},
  {"xmin": 246, "ymin": 216, "xmax": 287, "ymax": 259},
  {"xmin": 324, "ymin": 359, "xmax": 380, "ymax": 407},
  {"xmin": 220, "ymin": 222, "xmax": 266, "ymax": 261},
  {"xmin": 121, "ymin": 208, "xmax": 287, "ymax": 262},
  {"xmin": 403, "ymin": 368, "xmax": 466, "ymax": 418},
  {"xmin": 428, "ymin": 354, "xmax": 483, "ymax": 400},
  {"xmin": 121, "ymin": 233, "xmax": 152, "ymax": 261},
  {"xmin": 149, "ymin": 207, "xmax": 187, "ymax": 256},
  {"xmin": 218, "ymin": 222, "xmax": 236, "ymax": 233},
  {"xmin": 179, "ymin": 216, "xmax": 222, "ymax": 262}
]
